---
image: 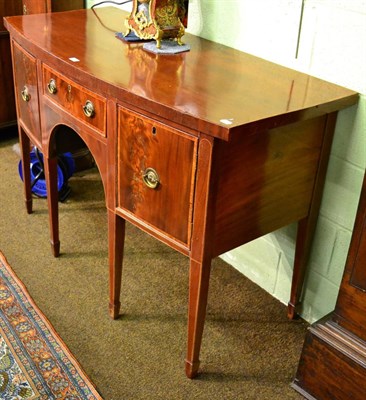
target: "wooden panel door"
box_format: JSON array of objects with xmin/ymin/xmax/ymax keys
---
[{"xmin": 117, "ymin": 106, "xmax": 197, "ymax": 246}]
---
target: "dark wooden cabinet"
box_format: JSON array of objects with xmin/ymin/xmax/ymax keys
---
[
  {"xmin": 0, "ymin": 0, "xmax": 22, "ymax": 130},
  {"xmin": 22, "ymin": 0, "xmax": 84, "ymax": 14},
  {"xmin": 293, "ymin": 171, "xmax": 366, "ymax": 400},
  {"xmin": 0, "ymin": 0, "xmax": 22, "ymax": 23},
  {"xmin": 0, "ymin": 0, "xmax": 84, "ymax": 131}
]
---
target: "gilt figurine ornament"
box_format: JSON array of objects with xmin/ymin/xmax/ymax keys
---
[{"xmin": 124, "ymin": 0, "xmax": 190, "ymax": 53}]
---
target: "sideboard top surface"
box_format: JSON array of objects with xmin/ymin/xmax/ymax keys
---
[{"xmin": 4, "ymin": 7, "xmax": 358, "ymax": 140}]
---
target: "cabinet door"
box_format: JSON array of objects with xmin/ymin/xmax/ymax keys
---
[
  {"xmin": 117, "ymin": 107, "xmax": 197, "ymax": 246},
  {"xmin": 12, "ymin": 41, "xmax": 41, "ymax": 145}
]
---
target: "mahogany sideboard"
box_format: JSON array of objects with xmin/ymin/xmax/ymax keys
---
[
  {"xmin": 0, "ymin": 0, "xmax": 84, "ymax": 131},
  {"xmin": 292, "ymin": 170, "xmax": 366, "ymax": 399},
  {"xmin": 5, "ymin": 8, "xmax": 358, "ymax": 378}
]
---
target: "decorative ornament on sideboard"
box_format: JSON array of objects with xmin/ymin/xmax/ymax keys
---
[{"xmin": 122, "ymin": 0, "xmax": 190, "ymax": 54}]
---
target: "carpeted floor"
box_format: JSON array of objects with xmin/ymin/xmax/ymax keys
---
[
  {"xmin": 0, "ymin": 128, "xmax": 307, "ymax": 399},
  {"xmin": 0, "ymin": 251, "xmax": 103, "ymax": 399}
]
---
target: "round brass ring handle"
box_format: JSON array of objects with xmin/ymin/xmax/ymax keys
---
[
  {"xmin": 82, "ymin": 100, "xmax": 95, "ymax": 118},
  {"xmin": 47, "ymin": 78, "xmax": 57, "ymax": 94},
  {"xmin": 21, "ymin": 86, "xmax": 30, "ymax": 102},
  {"xmin": 142, "ymin": 168, "xmax": 160, "ymax": 189}
]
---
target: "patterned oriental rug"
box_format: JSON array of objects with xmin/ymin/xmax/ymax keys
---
[{"xmin": 0, "ymin": 251, "xmax": 103, "ymax": 400}]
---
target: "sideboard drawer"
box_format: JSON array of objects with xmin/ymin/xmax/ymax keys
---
[
  {"xmin": 42, "ymin": 64, "xmax": 106, "ymax": 136},
  {"xmin": 117, "ymin": 107, "xmax": 198, "ymax": 246},
  {"xmin": 12, "ymin": 41, "xmax": 41, "ymax": 143}
]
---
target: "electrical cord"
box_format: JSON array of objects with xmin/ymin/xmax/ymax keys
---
[
  {"xmin": 91, "ymin": 0, "xmax": 133, "ymax": 33},
  {"xmin": 31, "ymin": 147, "xmax": 45, "ymax": 189},
  {"xmin": 29, "ymin": 147, "xmax": 72, "ymax": 201},
  {"xmin": 91, "ymin": 0, "xmax": 132, "ymax": 10}
]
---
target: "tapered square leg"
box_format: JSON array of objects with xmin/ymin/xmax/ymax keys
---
[
  {"xmin": 288, "ymin": 113, "xmax": 337, "ymax": 319},
  {"xmin": 108, "ymin": 210, "xmax": 126, "ymax": 320},
  {"xmin": 43, "ymin": 156, "xmax": 60, "ymax": 257},
  {"xmin": 18, "ymin": 128, "xmax": 33, "ymax": 214},
  {"xmin": 185, "ymin": 258, "xmax": 212, "ymax": 378}
]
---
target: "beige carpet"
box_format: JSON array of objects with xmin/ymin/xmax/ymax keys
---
[{"xmin": 0, "ymin": 128, "xmax": 307, "ymax": 399}]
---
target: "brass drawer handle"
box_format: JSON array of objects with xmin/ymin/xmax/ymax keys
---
[
  {"xmin": 21, "ymin": 86, "xmax": 30, "ymax": 102},
  {"xmin": 82, "ymin": 100, "xmax": 95, "ymax": 118},
  {"xmin": 142, "ymin": 168, "xmax": 160, "ymax": 189},
  {"xmin": 47, "ymin": 78, "xmax": 57, "ymax": 94}
]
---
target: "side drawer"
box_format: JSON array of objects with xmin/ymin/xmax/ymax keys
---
[
  {"xmin": 12, "ymin": 41, "xmax": 41, "ymax": 143},
  {"xmin": 117, "ymin": 107, "xmax": 198, "ymax": 246},
  {"xmin": 42, "ymin": 64, "xmax": 106, "ymax": 136}
]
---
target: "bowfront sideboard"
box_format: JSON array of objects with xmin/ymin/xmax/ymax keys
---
[{"xmin": 5, "ymin": 8, "xmax": 358, "ymax": 378}]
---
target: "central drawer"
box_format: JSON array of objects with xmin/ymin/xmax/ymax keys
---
[
  {"xmin": 117, "ymin": 107, "xmax": 198, "ymax": 246},
  {"xmin": 42, "ymin": 64, "xmax": 106, "ymax": 136}
]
